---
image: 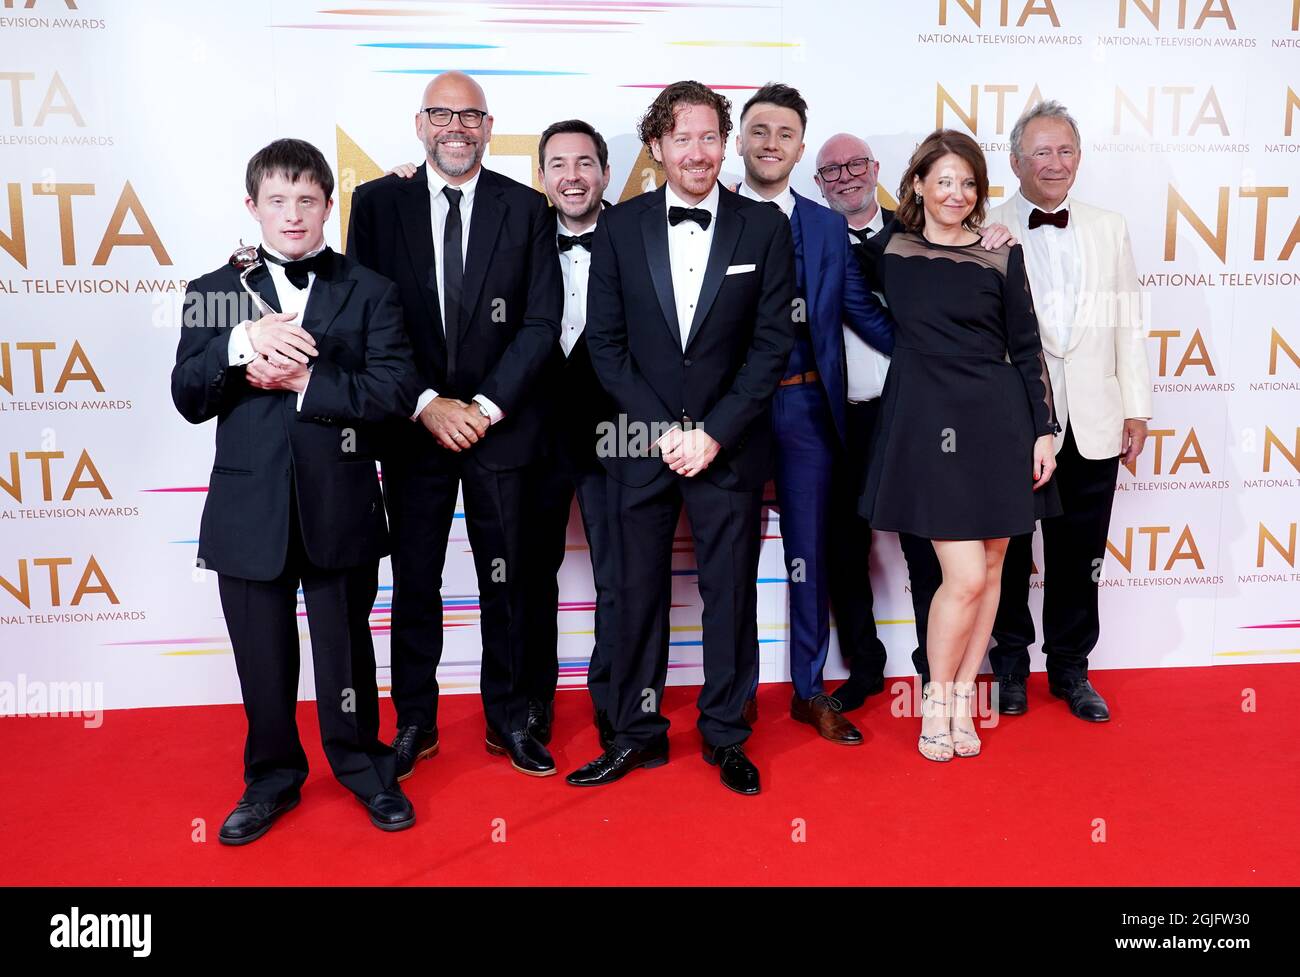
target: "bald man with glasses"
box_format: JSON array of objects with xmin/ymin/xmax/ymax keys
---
[{"xmin": 347, "ymin": 71, "xmax": 563, "ymax": 783}]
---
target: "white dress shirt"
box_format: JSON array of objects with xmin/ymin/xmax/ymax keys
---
[
  {"xmin": 1014, "ymin": 190, "xmax": 1078, "ymax": 352},
  {"xmin": 844, "ymin": 207, "xmax": 890, "ymax": 402},
  {"xmin": 737, "ymin": 179, "xmax": 795, "ymax": 218},
  {"xmin": 411, "ymin": 166, "xmax": 503, "ymax": 423},
  {"xmin": 227, "ymin": 241, "xmax": 324, "ymax": 410},
  {"xmin": 665, "ymin": 181, "xmax": 719, "ymax": 350},
  {"xmin": 557, "ymin": 214, "xmax": 597, "ymax": 357}
]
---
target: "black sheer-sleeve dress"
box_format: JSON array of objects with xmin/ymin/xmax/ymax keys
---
[{"xmin": 860, "ymin": 227, "xmax": 1063, "ymax": 540}]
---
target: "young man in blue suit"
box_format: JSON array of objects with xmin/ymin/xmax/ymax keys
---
[{"xmin": 732, "ymin": 84, "xmax": 895, "ymax": 744}]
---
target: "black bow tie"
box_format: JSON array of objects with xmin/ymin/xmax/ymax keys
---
[
  {"xmin": 1027, "ymin": 207, "xmax": 1069, "ymax": 230},
  {"xmin": 558, "ymin": 232, "xmax": 594, "ymax": 253},
  {"xmin": 259, "ymin": 246, "xmax": 331, "ymax": 290},
  {"xmin": 848, "ymin": 227, "xmax": 874, "ymax": 245},
  {"xmin": 668, "ymin": 205, "xmax": 712, "ymax": 231}
]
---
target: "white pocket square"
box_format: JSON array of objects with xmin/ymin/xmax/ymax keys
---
[{"xmin": 725, "ymin": 263, "xmax": 756, "ymax": 276}]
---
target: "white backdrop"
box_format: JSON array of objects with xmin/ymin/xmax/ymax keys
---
[{"xmin": 1, "ymin": 0, "xmax": 1297, "ymax": 713}]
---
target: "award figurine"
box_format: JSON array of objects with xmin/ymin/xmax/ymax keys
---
[{"xmin": 229, "ymin": 240, "xmax": 276, "ymax": 318}]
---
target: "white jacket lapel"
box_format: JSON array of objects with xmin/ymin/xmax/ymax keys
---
[{"xmin": 989, "ymin": 196, "xmax": 1064, "ymax": 358}]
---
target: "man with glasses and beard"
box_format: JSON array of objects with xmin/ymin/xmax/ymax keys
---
[{"xmin": 347, "ymin": 71, "xmax": 563, "ymax": 781}]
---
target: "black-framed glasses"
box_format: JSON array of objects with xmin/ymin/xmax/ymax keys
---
[
  {"xmin": 422, "ymin": 107, "xmax": 487, "ymax": 128},
  {"xmin": 817, "ymin": 157, "xmax": 874, "ymax": 182}
]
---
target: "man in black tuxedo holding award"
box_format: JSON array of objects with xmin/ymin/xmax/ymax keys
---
[
  {"xmin": 347, "ymin": 72, "xmax": 563, "ymax": 779},
  {"xmin": 569, "ymin": 81, "xmax": 796, "ymax": 795},
  {"xmin": 172, "ymin": 138, "xmax": 420, "ymax": 843}
]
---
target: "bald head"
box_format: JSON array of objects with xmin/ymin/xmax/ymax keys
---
[
  {"xmin": 420, "ymin": 70, "xmax": 488, "ymax": 115},
  {"xmin": 813, "ymin": 132, "xmax": 880, "ymax": 225},
  {"xmin": 817, "ymin": 133, "xmax": 870, "ymax": 169},
  {"xmin": 415, "ymin": 71, "xmax": 494, "ymax": 182}
]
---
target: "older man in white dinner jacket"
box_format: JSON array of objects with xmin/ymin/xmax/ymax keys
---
[{"xmin": 910, "ymin": 99, "xmax": 1153, "ymax": 724}]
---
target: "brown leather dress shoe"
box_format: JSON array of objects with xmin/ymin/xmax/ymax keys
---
[{"xmin": 791, "ymin": 693, "xmax": 864, "ymax": 745}]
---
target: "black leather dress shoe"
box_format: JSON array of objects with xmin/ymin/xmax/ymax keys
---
[
  {"xmin": 995, "ymin": 675, "xmax": 1028, "ymax": 715},
  {"xmin": 359, "ymin": 787, "xmax": 415, "ymax": 831},
  {"xmin": 830, "ymin": 673, "xmax": 886, "ymax": 713},
  {"xmin": 486, "ymin": 727, "xmax": 557, "ymax": 776},
  {"xmin": 594, "ymin": 708, "xmax": 615, "ymax": 752},
  {"xmin": 702, "ymin": 742, "xmax": 760, "ymax": 795},
  {"xmin": 392, "ymin": 725, "xmax": 439, "ymax": 782},
  {"xmin": 218, "ymin": 792, "xmax": 299, "ymax": 846},
  {"xmin": 565, "ymin": 741, "xmax": 669, "ymax": 787},
  {"xmin": 527, "ymin": 698, "xmax": 554, "ymax": 746},
  {"xmin": 1050, "ymin": 678, "xmax": 1110, "ymax": 722}
]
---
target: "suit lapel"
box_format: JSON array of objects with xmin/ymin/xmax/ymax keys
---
[
  {"xmin": 396, "ymin": 164, "xmax": 444, "ymax": 346},
  {"xmin": 1065, "ymin": 201, "xmax": 1092, "ymax": 354},
  {"xmin": 459, "ymin": 168, "xmax": 506, "ymax": 348},
  {"xmin": 793, "ymin": 191, "xmax": 822, "ymax": 316},
  {"xmin": 246, "ymin": 264, "xmax": 282, "ymax": 316},
  {"xmin": 299, "ymin": 251, "xmax": 355, "ymax": 342},
  {"xmin": 684, "ymin": 188, "xmax": 742, "ymax": 350},
  {"xmin": 639, "ymin": 187, "xmax": 680, "ymax": 348}
]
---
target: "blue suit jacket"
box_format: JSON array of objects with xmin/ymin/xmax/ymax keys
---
[{"xmin": 789, "ymin": 189, "xmax": 894, "ymax": 442}]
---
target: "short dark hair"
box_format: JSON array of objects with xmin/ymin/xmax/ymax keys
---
[
  {"xmin": 245, "ymin": 138, "xmax": 334, "ymax": 202},
  {"xmin": 538, "ymin": 119, "xmax": 609, "ymax": 171},
  {"xmin": 637, "ymin": 80, "xmax": 732, "ymax": 147},
  {"xmin": 895, "ymin": 129, "xmax": 989, "ymax": 233},
  {"xmin": 740, "ymin": 82, "xmax": 808, "ymax": 134}
]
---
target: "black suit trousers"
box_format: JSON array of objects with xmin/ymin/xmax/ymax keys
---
[
  {"xmin": 382, "ymin": 446, "xmax": 530, "ymax": 734},
  {"xmin": 520, "ymin": 448, "xmax": 617, "ymax": 713},
  {"xmin": 217, "ymin": 490, "xmax": 395, "ymax": 803},
  {"xmin": 827, "ymin": 398, "xmax": 889, "ymax": 680},
  {"xmin": 606, "ymin": 471, "xmax": 763, "ymax": 750},
  {"xmin": 989, "ymin": 423, "xmax": 1121, "ymax": 682}
]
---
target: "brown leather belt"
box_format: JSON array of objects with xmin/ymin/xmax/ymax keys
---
[{"xmin": 779, "ymin": 370, "xmax": 820, "ymax": 387}]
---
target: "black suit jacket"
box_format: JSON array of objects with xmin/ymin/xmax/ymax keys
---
[
  {"xmin": 538, "ymin": 329, "xmax": 615, "ymax": 473},
  {"xmin": 346, "ymin": 164, "xmax": 563, "ymax": 470},
  {"xmin": 585, "ymin": 185, "xmax": 797, "ymax": 489},
  {"xmin": 171, "ymin": 250, "xmax": 419, "ymax": 581},
  {"xmin": 852, "ymin": 206, "xmax": 896, "ymax": 290},
  {"xmin": 536, "ymin": 201, "xmax": 616, "ymax": 472}
]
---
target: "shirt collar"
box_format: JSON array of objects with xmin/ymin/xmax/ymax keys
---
[
  {"xmin": 848, "ymin": 205, "xmax": 886, "ymax": 236},
  {"xmin": 261, "ymin": 240, "xmax": 327, "ymax": 263},
  {"xmin": 737, "ymin": 179, "xmax": 795, "ymax": 218},
  {"xmin": 557, "ymin": 214, "xmax": 599, "ymax": 238},
  {"xmin": 1017, "ymin": 189, "xmax": 1071, "ymax": 224},
  {"xmin": 665, "ymin": 180, "xmax": 720, "ymax": 219},
  {"xmin": 427, "ymin": 165, "xmax": 481, "ymax": 206}
]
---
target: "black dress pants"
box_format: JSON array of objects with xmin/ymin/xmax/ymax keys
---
[
  {"xmin": 606, "ymin": 472, "xmax": 763, "ymax": 750},
  {"xmin": 383, "ymin": 449, "xmax": 530, "ymax": 735},
  {"xmin": 217, "ymin": 493, "xmax": 395, "ymax": 803}
]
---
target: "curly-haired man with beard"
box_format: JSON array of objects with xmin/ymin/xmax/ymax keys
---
[{"xmin": 566, "ymin": 81, "xmax": 797, "ymax": 796}]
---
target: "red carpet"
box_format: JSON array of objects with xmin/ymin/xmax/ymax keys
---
[{"xmin": 2, "ymin": 664, "xmax": 1297, "ymax": 886}]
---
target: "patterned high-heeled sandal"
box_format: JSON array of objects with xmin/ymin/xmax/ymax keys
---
[
  {"xmin": 951, "ymin": 681, "xmax": 982, "ymax": 758},
  {"xmin": 919, "ymin": 682, "xmax": 953, "ymax": 762}
]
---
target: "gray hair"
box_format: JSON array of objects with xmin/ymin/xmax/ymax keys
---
[{"xmin": 1010, "ymin": 100, "xmax": 1081, "ymax": 158}]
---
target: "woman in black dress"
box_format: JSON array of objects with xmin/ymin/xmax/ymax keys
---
[{"xmin": 860, "ymin": 130, "xmax": 1061, "ymax": 761}]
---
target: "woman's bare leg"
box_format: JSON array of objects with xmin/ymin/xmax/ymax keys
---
[{"xmin": 952, "ymin": 537, "xmax": 1010, "ymax": 757}]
